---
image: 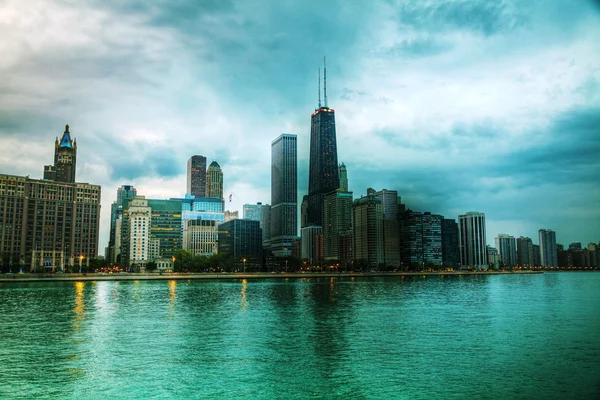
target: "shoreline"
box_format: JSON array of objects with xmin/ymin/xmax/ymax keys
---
[{"xmin": 0, "ymin": 270, "xmax": 544, "ymax": 283}]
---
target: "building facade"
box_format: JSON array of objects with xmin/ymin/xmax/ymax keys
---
[
  {"xmin": 243, "ymin": 202, "xmax": 263, "ymax": 221},
  {"xmin": 147, "ymin": 199, "xmax": 182, "ymax": 260},
  {"xmin": 0, "ymin": 174, "xmax": 100, "ymax": 272},
  {"xmin": 495, "ymin": 234, "xmax": 517, "ymax": 267},
  {"xmin": 517, "ymin": 236, "xmax": 534, "ymax": 267},
  {"xmin": 270, "ymin": 133, "xmax": 297, "ymax": 257},
  {"xmin": 352, "ymin": 191, "xmax": 384, "ymax": 269},
  {"xmin": 399, "ymin": 210, "xmax": 423, "ymax": 269},
  {"xmin": 126, "ymin": 196, "xmax": 151, "ymax": 271},
  {"xmin": 218, "ymin": 219, "xmax": 262, "ymax": 271},
  {"xmin": 108, "ymin": 185, "xmax": 137, "ymax": 263},
  {"xmin": 458, "ymin": 211, "xmax": 488, "ymax": 269},
  {"xmin": 422, "ymin": 212, "xmax": 443, "ymax": 267},
  {"xmin": 183, "ymin": 219, "xmax": 218, "ymax": 256},
  {"xmin": 539, "ymin": 229, "xmax": 558, "ymax": 267},
  {"xmin": 301, "ymin": 225, "xmax": 322, "ymax": 265},
  {"xmin": 442, "ymin": 218, "xmax": 460, "ymax": 269},
  {"xmin": 187, "ymin": 155, "xmax": 207, "ymax": 198},
  {"xmin": 376, "ymin": 189, "xmax": 400, "ymax": 268},
  {"xmin": 206, "ymin": 161, "xmax": 223, "ymax": 200},
  {"xmin": 323, "ymin": 189, "xmax": 353, "ymax": 262}
]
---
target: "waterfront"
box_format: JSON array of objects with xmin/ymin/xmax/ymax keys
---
[{"xmin": 1, "ymin": 273, "xmax": 599, "ymax": 399}]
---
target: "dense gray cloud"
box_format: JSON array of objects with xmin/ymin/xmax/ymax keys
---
[{"xmin": 0, "ymin": 0, "xmax": 598, "ymax": 254}]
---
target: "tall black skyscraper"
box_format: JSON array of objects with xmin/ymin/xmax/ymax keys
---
[
  {"xmin": 187, "ymin": 155, "xmax": 207, "ymax": 197},
  {"xmin": 305, "ymin": 58, "xmax": 339, "ymax": 227}
]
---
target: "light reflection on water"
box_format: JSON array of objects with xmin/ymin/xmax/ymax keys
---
[{"xmin": 0, "ymin": 273, "xmax": 599, "ymax": 399}]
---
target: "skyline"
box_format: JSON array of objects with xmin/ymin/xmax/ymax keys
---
[{"xmin": 1, "ymin": 0, "xmax": 599, "ymax": 254}]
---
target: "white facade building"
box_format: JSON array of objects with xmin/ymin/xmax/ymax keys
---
[
  {"xmin": 458, "ymin": 211, "xmax": 488, "ymax": 269},
  {"xmin": 128, "ymin": 197, "xmax": 151, "ymax": 269}
]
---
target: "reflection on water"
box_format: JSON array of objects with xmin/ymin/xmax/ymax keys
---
[{"xmin": 0, "ymin": 274, "xmax": 599, "ymax": 399}]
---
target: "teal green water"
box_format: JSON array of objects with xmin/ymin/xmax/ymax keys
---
[{"xmin": 1, "ymin": 273, "xmax": 599, "ymax": 399}]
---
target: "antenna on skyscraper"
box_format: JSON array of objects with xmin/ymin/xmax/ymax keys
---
[
  {"xmin": 323, "ymin": 56, "xmax": 328, "ymax": 108},
  {"xmin": 318, "ymin": 68, "xmax": 321, "ymax": 108}
]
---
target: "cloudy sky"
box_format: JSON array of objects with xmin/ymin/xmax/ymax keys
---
[{"xmin": 1, "ymin": 0, "xmax": 599, "ymax": 254}]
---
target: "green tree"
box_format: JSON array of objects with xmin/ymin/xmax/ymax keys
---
[
  {"xmin": 146, "ymin": 261, "xmax": 157, "ymax": 271},
  {"xmin": 173, "ymin": 249, "xmax": 193, "ymax": 272}
]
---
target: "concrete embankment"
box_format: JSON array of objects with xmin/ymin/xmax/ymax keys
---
[{"xmin": 0, "ymin": 270, "xmax": 543, "ymax": 283}]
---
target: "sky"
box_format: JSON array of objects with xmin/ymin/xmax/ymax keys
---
[{"xmin": 1, "ymin": 0, "xmax": 599, "ymax": 255}]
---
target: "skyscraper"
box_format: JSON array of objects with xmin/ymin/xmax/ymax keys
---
[
  {"xmin": 243, "ymin": 202, "xmax": 263, "ymax": 221},
  {"xmin": 375, "ymin": 189, "xmax": 400, "ymax": 268},
  {"xmin": 306, "ymin": 59, "xmax": 339, "ymax": 227},
  {"xmin": 458, "ymin": 211, "xmax": 487, "ymax": 269},
  {"xmin": 187, "ymin": 155, "xmax": 207, "ymax": 197},
  {"xmin": 442, "ymin": 218, "xmax": 459, "ymax": 269},
  {"xmin": 353, "ymin": 189, "xmax": 384, "ymax": 269},
  {"xmin": 270, "ymin": 133, "xmax": 297, "ymax": 257},
  {"xmin": 108, "ymin": 185, "xmax": 137, "ymax": 263},
  {"xmin": 539, "ymin": 229, "xmax": 558, "ymax": 267},
  {"xmin": 206, "ymin": 161, "xmax": 223, "ymax": 200},
  {"xmin": 339, "ymin": 163, "xmax": 348, "ymax": 192},
  {"xmin": 422, "ymin": 212, "xmax": 443, "ymax": 267},
  {"xmin": 517, "ymin": 236, "xmax": 534, "ymax": 267},
  {"xmin": 495, "ymin": 234, "xmax": 517, "ymax": 267},
  {"xmin": 44, "ymin": 124, "xmax": 77, "ymax": 183}
]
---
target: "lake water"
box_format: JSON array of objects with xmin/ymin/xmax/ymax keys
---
[{"xmin": 0, "ymin": 273, "xmax": 599, "ymax": 399}]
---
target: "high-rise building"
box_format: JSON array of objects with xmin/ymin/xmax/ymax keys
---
[
  {"xmin": 270, "ymin": 133, "xmax": 297, "ymax": 257},
  {"xmin": 243, "ymin": 202, "xmax": 263, "ymax": 221},
  {"xmin": 458, "ymin": 212, "xmax": 487, "ymax": 269},
  {"xmin": 306, "ymin": 60, "xmax": 339, "ymax": 227},
  {"xmin": 206, "ymin": 161, "xmax": 223, "ymax": 200},
  {"xmin": 43, "ymin": 124, "xmax": 77, "ymax": 183},
  {"xmin": 147, "ymin": 199, "xmax": 182, "ymax": 260},
  {"xmin": 218, "ymin": 219, "xmax": 262, "ymax": 271},
  {"xmin": 0, "ymin": 174, "xmax": 100, "ymax": 272},
  {"xmin": 495, "ymin": 234, "xmax": 517, "ymax": 267},
  {"xmin": 422, "ymin": 212, "xmax": 443, "ymax": 267},
  {"xmin": 323, "ymin": 189, "xmax": 353, "ymax": 261},
  {"xmin": 487, "ymin": 246, "xmax": 499, "ymax": 269},
  {"xmin": 533, "ymin": 244, "xmax": 541, "ymax": 266},
  {"xmin": 352, "ymin": 190, "xmax": 384, "ymax": 269},
  {"xmin": 375, "ymin": 189, "xmax": 400, "ymax": 268},
  {"xmin": 442, "ymin": 218, "xmax": 459, "ymax": 269},
  {"xmin": 126, "ymin": 196, "xmax": 151, "ymax": 271},
  {"xmin": 108, "ymin": 185, "xmax": 137, "ymax": 263},
  {"xmin": 187, "ymin": 155, "xmax": 207, "ymax": 197},
  {"xmin": 517, "ymin": 236, "xmax": 534, "ymax": 267},
  {"xmin": 539, "ymin": 229, "xmax": 557, "ymax": 267},
  {"xmin": 301, "ymin": 225, "xmax": 322, "ymax": 265},
  {"xmin": 399, "ymin": 210, "xmax": 423, "ymax": 269}
]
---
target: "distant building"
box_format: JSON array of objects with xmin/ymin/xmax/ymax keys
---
[
  {"xmin": 338, "ymin": 163, "xmax": 349, "ymax": 192},
  {"xmin": 495, "ymin": 234, "xmax": 517, "ymax": 267},
  {"xmin": 126, "ymin": 196, "xmax": 152, "ymax": 271},
  {"xmin": 108, "ymin": 185, "xmax": 137, "ymax": 263},
  {"xmin": 323, "ymin": 189, "xmax": 353, "ymax": 262},
  {"xmin": 487, "ymin": 246, "xmax": 500, "ymax": 269},
  {"xmin": 422, "ymin": 212, "xmax": 443, "ymax": 267},
  {"xmin": 183, "ymin": 220, "xmax": 218, "ymax": 256},
  {"xmin": 568, "ymin": 242, "xmax": 582, "ymax": 251},
  {"xmin": 458, "ymin": 212, "xmax": 487, "ymax": 269},
  {"xmin": 399, "ymin": 210, "xmax": 422, "ymax": 269},
  {"xmin": 218, "ymin": 219, "xmax": 262, "ymax": 271},
  {"xmin": 306, "ymin": 64, "xmax": 340, "ymax": 228},
  {"xmin": 224, "ymin": 210, "xmax": 239, "ymax": 222},
  {"xmin": 243, "ymin": 202, "xmax": 263, "ymax": 221},
  {"xmin": 270, "ymin": 133, "xmax": 297, "ymax": 257},
  {"xmin": 260, "ymin": 204, "xmax": 272, "ymax": 244},
  {"xmin": 353, "ymin": 190, "xmax": 384, "ymax": 269},
  {"xmin": 517, "ymin": 236, "xmax": 534, "ymax": 267},
  {"xmin": 301, "ymin": 225, "xmax": 322, "ymax": 265},
  {"xmin": 206, "ymin": 161, "xmax": 223, "ymax": 200},
  {"xmin": 147, "ymin": 199, "xmax": 182, "ymax": 259},
  {"xmin": 539, "ymin": 229, "xmax": 557, "ymax": 267},
  {"xmin": 375, "ymin": 189, "xmax": 400, "ymax": 268},
  {"xmin": 442, "ymin": 218, "xmax": 459, "ymax": 269},
  {"xmin": 533, "ymin": 244, "xmax": 541, "ymax": 266},
  {"xmin": 0, "ymin": 173, "xmax": 100, "ymax": 272},
  {"xmin": 187, "ymin": 155, "xmax": 207, "ymax": 198}
]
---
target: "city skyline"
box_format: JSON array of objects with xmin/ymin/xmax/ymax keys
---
[{"xmin": 1, "ymin": 0, "xmax": 599, "ymax": 254}]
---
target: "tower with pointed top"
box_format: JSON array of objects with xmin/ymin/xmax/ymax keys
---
[
  {"xmin": 305, "ymin": 57, "xmax": 339, "ymax": 228},
  {"xmin": 206, "ymin": 161, "xmax": 223, "ymax": 200},
  {"xmin": 44, "ymin": 124, "xmax": 77, "ymax": 182}
]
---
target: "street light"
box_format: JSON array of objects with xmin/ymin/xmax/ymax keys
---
[
  {"xmin": 243, "ymin": 258, "xmax": 247, "ymax": 273},
  {"xmin": 79, "ymin": 255, "xmax": 84, "ymax": 274}
]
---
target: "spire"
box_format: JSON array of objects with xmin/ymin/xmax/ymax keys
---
[
  {"xmin": 59, "ymin": 124, "xmax": 73, "ymax": 148},
  {"xmin": 318, "ymin": 68, "xmax": 321, "ymax": 108},
  {"xmin": 323, "ymin": 56, "xmax": 328, "ymax": 108}
]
